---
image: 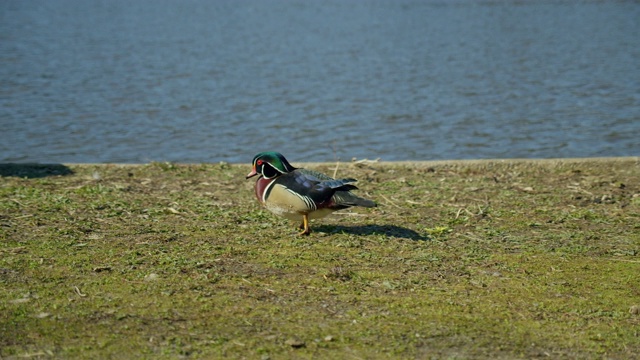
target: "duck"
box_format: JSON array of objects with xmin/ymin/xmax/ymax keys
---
[{"xmin": 246, "ymin": 151, "xmax": 376, "ymax": 235}]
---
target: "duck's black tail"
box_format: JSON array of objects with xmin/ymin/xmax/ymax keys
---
[
  {"xmin": 300, "ymin": 169, "xmax": 377, "ymax": 208},
  {"xmin": 333, "ymin": 186, "xmax": 377, "ymax": 208}
]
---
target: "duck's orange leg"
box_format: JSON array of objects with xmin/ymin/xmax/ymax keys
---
[{"xmin": 298, "ymin": 214, "xmax": 311, "ymax": 236}]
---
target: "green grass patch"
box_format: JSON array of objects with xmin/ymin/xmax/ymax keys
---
[{"xmin": 1, "ymin": 159, "xmax": 639, "ymax": 358}]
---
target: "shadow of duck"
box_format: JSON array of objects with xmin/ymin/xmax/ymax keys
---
[{"xmin": 315, "ymin": 224, "xmax": 430, "ymax": 241}]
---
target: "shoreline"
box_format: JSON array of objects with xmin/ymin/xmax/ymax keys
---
[
  {"xmin": 296, "ymin": 156, "xmax": 640, "ymax": 168},
  {"xmin": 3, "ymin": 156, "xmax": 638, "ymax": 167}
]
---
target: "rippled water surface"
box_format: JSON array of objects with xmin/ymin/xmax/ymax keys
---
[{"xmin": 1, "ymin": 0, "xmax": 639, "ymax": 163}]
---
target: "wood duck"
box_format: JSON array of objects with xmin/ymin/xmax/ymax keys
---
[{"xmin": 246, "ymin": 151, "xmax": 376, "ymax": 235}]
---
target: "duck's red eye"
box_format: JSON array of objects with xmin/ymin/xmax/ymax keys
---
[{"xmin": 256, "ymin": 159, "xmax": 263, "ymax": 166}]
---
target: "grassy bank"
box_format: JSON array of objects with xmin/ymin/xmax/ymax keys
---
[{"xmin": 1, "ymin": 158, "xmax": 639, "ymax": 359}]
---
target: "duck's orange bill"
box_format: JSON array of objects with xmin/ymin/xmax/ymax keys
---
[{"xmin": 246, "ymin": 166, "xmax": 258, "ymax": 179}]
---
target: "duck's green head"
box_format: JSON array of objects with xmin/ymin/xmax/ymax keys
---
[{"xmin": 246, "ymin": 152, "xmax": 297, "ymax": 179}]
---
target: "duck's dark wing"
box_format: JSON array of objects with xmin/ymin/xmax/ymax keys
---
[{"xmin": 293, "ymin": 169, "xmax": 376, "ymax": 208}]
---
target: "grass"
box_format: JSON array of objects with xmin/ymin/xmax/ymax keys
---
[{"xmin": 1, "ymin": 158, "xmax": 639, "ymax": 359}]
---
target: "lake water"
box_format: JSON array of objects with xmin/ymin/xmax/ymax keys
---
[{"xmin": 1, "ymin": 0, "xmax": 639, "ymax": 164}]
